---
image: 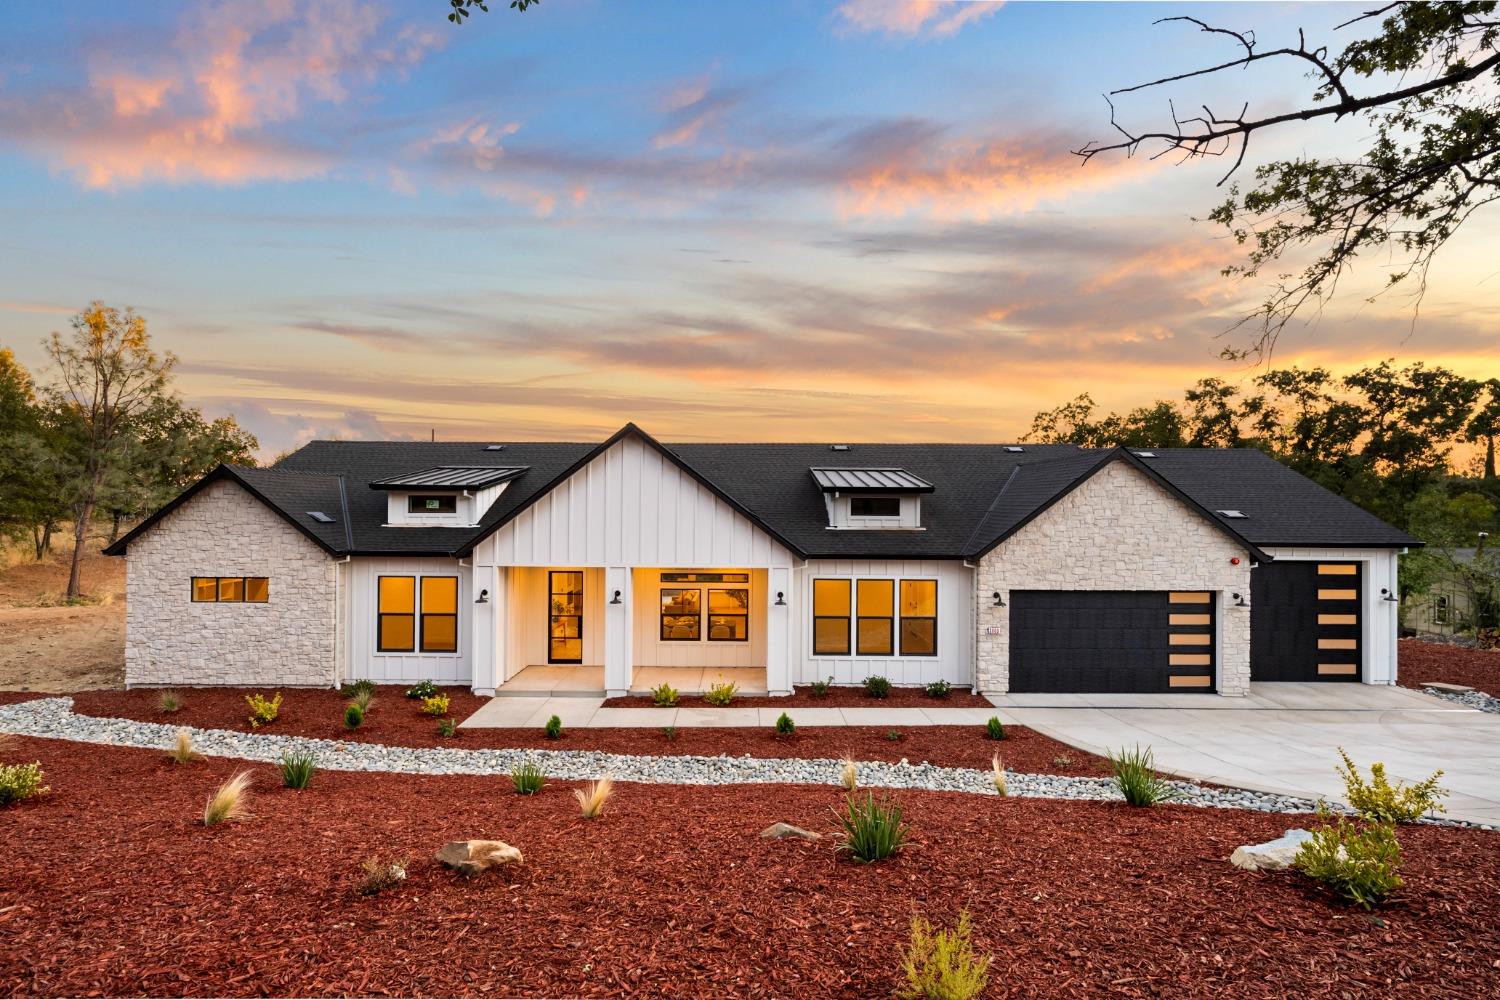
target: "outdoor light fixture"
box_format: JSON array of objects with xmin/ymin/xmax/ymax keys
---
[
  {"xmin": 609, "ymin": 590, "xmax": 622, "ymax": 604},
  {"xmin": 992, "ymin": 591, "xmax": 1006, "ymax": 608},
  {"xmin": 775, "ymin": 591, "xmax": 786, "ymax": 606},
  {"xmin": 1232, "ymin": 593, "xmax": 1249, "ymax": 608},
  {"xmin": 475, "ymin": 589, "xmax": 489, "ymax": 604},
  {"xmin": 1381, "ymin": 588, "xmax": 1400, "ymax": 603}
]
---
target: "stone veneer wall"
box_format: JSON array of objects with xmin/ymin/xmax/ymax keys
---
[
  {"xmin": 975, "ymin": 460, "xmax": 1253, "ymax": 696},
  {"xmin": 124, "ymin": 479, "xmax": 337, "ymax": 687}
]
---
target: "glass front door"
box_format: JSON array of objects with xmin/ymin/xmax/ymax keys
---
[{"xmin": 548, "ymin": 571, "xmax": 584, "ymax": 664}]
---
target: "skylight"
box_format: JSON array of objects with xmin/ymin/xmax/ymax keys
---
[
  {"xmin": 829, "ymin": 444, "xmax": 851, "ymax": 451},
  {"xmin": 484, "ymin": 444, "xmax": 505, "ymax": 451},
  {"xmin": 307, "ymin": 511, "xmax": 335, "ymax": 523},
  {"xmin": 1003, "ymin": 446, "xmax": 1025, "ymax": 453},
  {"xmin": 1217, "ymin": 509, "xmax": 1248, "ymax": 519},
  {"xmin": 1133, "ymin": 450, "xmax": 1157, "ymax": 458}
]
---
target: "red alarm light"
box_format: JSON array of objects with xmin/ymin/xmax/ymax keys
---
[{"xmin": 1230, "ymin": 557, "xmax": 1241, "ymax": 565}]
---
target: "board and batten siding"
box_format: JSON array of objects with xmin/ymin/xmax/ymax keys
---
[
  {"xmin": 1260, "ymin": 546, "xmax": 1401, "ymax": 685},
  {"xmin": 504, "ymin": 566, "xmax": 606, "ymax": 669},
  {"xmin": 347, "ymin": 556, "xmax": 472, "ymax": 684},
  {"xmin": 631, "ymin": 568, "xmax": 767, "ymax": 669},
  {"xmin": 795, "ymin": 559, "xmax": 974, "ymax": 688}
]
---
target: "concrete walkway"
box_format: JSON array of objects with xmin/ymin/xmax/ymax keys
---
[{"xmin": 460, "ymin": 697, "xmax": 1002, "ymax": 730}]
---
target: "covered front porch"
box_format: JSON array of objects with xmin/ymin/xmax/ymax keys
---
[{"xmin": 494, "ymin": 664, "xmax": 769, "ymax": 697}]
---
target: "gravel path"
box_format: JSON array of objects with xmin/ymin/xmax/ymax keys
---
[{"xmin": 0, "ymin": 696, "xmax": 1406, "ymax": 819}]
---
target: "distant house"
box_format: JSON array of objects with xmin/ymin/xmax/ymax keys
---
[
  {"xmin": 104, "ymin": 423, "xmax": 1418, "ymax": 697},
  {"xmin": 1404, "ymin": 547, "xmax": 1499, "ymax": 637}
]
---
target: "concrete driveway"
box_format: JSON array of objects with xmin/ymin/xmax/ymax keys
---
[{"xmin": 1001, "ymin": 684, "xmax": 1500, "ymax": 826}]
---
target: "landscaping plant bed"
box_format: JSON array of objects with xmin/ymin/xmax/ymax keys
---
[
  {"xmin": 2, "ymin": 736, "xmax": 1497, "ymax": 998},
  {"xmin": 604, "ymin": 683, "xmax": 993, "ymax": 708},
  {"xmin": 1398, "ymin": 638, "xmax": 1500, "ymax": 696}
]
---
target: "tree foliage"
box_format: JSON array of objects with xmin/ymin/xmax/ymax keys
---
[{"xmin": 447, "ymin": 0, "xmax": 539, "ymax": 24}]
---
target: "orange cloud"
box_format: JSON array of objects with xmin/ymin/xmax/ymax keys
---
[{"xmin": 836, "ymin": 0, "xmax": 1004, "ymax": 39}]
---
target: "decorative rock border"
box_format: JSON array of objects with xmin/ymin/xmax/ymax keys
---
[
  {"xmin": 1423, "ymin": 686, "xmax": 1500, "ymax": 715},
  {"xmin": 0, "ymin": 697, "xmax": 1482, "ymax": 827}
]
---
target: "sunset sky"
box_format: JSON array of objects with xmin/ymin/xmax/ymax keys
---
[{"xmin": 2, "ymin": 0, "xmax": 1497, "ymax": 458}]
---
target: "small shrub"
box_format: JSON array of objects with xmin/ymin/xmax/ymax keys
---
[
  {"xmin": 356, "ymin": 856, "xmax": 408, "ymax": 896},
  {"xmin": 349, "ymin": 687, "xmax": 374, "ymax": 714},
  {"xmin": 991, "ymin": 753, "xmax": 1008, "ymax": 798},
  {"xmin": 158, "ymin": 690, "xmax": 182, "ymax": 714},
  {"xmin": 436, "ymin": 717, "xmax": 458, "ymax": 738},
  {"xmin": 574, "ymin": 775, "xmax": 613, "ymax": 819},
  {"xmin": 704, "ymin": 680, "xmax": 738, "ymax": 706},
  {"xmin": 341, "ymin": 679, "xmax": 376, "ymax": 700},
  {"xmin": 344, "ymin": 703, "xmax": 365, "ymax": 729},
  {"xmin": 544, "ymin": 714, "xmax": 563, "ymax": 739},
  {"xmin": 810, "ymin": 677, "xmax": 832, "ymax": 698},
  {"xmin": 1336, "ymin": 748, "xmax": 1446, "ymax": 823},
  {"xmin": 899, "ymin": 909, "xmax": 991, "ymax": 1000},
  {"xmin": 279, "ymin": 749, "xmax": 316, "ymax": 789},
  {"xmin": 168, "ymin": 727, "xmax": 199, "ymax": 765},
  {"xmin": 864, "ymin": 675, "xmax": 892, "ymax": 699},
  {"xmin": 1052, "ymin": 754, "xmax": 1074, "ymax": 769},
  {"xmin": 421, "ymin": 693, "xmax": 450, "ymax": 717},
  {"xmin": 833, "ymin": 792, "xmax": 909, "ymax": 863},
  {"xmin": 840, "ymin": 755, "xmax": 858, "ymax": 793},
  {"xmin": 925, "ymin": 680, "xmax": 951, "ymax": 699},
  {"xmin": 1109, "ymin": 745, "xmax": 1172, "ymax": 807},
  {"xmin": 661, "ymin": 725, "xmax": 678, "ymax": 742},
  {"xmin": 775, "ymin": 712, "xmax": 796, "ymax": 736},
  {"xmin": 0, "ymin": 762, "xmax": 48, "ymax": 806},
  {"xmin": 885, "ymin": 729, "xmax": 902, "ymax": 742},
  {"xmin": 650, "ymin": 682, "xmax": 680, "ymax": 707},
  {"xmin": 203, "ymin": 770, "xmax": 252, "ymax": 826},
  {"xmin": 245, "ymin": 691, "xmax": 282, "ymax": 728},
  {"xmin": 510, "ymin": 759, "xmax": 546, "ymax": 795},
  {"xmin": 984, "ymin": 717, "xmax": 1006, "ymax": 741},
  {"xmin": 404, "ymin": 679, "xmax": 439, "ymax": 700},
  {"xmin": 1294, "ymin": 807, "xmax": 1404, "ymax": 909}
]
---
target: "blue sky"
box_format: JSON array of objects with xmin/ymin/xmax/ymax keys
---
[{"xmin": 1, "ymin": 1, "xmax": 1496, "ymax": 457}]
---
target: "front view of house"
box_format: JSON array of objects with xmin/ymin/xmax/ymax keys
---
[{"xmin": 106, "ymin": 423, "xmax": 1418, "ymax": 697}]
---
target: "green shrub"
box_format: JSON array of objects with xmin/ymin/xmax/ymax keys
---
[
  {"xmin": 885, "ymin": 729, "xmax": 902, "ymax": 742},
  {"xmin": 650, "ymin": 682, "xmax": 680, "ymax": 707},
  {"xmin": 356, "ymin": 856, "xmax": 408, "ymax": 896},
  {"xmin": 1295, "ymin": 807, "xmax": 1404, "ymax": 908},
  {"xmin": 349, "ymin": 687, "xmax": 374, "ymax": 714},
  {"xmin": 340, "ymin": 679, "xmax": 376, "ymax": 700},
  {"xmin": 0, "ymin": 762, "xmax": 48, "ymax": 806},
  {"xmin": 833, "ymin": 792, "xmax": 909, "ymax": 863},
  {"xmin": 984, "ymin": 717, "xmax": 1005, "ymax": 741},
  {"xmin": 899, "ymin": 909, "xmax": 991, "ymax": 1000},
  {"xmin": 279, "ymin": 750, "xmax": 316, "ymax": 789},
  {"xmin": 810, "ymin": 677, "xmax": 832, "ymax": 697},
  {"xmin": 774, "ymin": 712, "xmax": 795, "ymax": 736},
  {"xmin": 544, "ymin": 715, "xmax": 563, "ymax": 739},
  {"xmin": 1109, "ymin": 745, "xmax": 1172, "ymax": 807},
  {"xmin": 864, "ymin": 675, "xmax": 891, "ymax": 699},
  {"xmin": 925, "ymin": 680, "xmax": 951, "ymax": 699},
  {"xmin": 510, "ymin": 759, "xmax": 546, "ymax": 795},
  {"xmin": 157, "ymin": 690, "xmax": 182, "ymax": 714},
  {"xmin": 421, "ymin": 693, "xmax": 450, "ymax": 717},
  {"xmin": 436, "ymin": 717, "xmax": 458, "ymax": 738},
  {"xmin": 704, "ymin": 680, "xmax": 738, "ymax": 706},
  {"xmin": 1335, "ymin": 748, "xmax": 1446, "ymax": 823},
  {"xmin": 661, "ymin": 725, "xmax": 677, "ymax": 742},
  {"xmin": 245, "ymin": 691, "xmax": 282, "ymax": 728},
  {"xmin": 404, "ymin": 680, "xmax": 439, "ymax": 700},
  {"xmin": 344, "ymin": 703, "xmax": 365, "ymax": 729}
]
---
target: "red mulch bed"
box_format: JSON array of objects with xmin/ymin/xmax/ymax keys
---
[
  {"xmin": 1399, "ymin": 638, "xmax": 1500, "ymax": 695},
  {"xmin": 2, "ymin": 737, "xmax": 1497, "ymax": 998},
  {"xmin": 65, "ymin": 687, "xmax": 1104, "ymax": 774},
  {"xmin": 604, "ymin": 683, "xmax": 993, "ymax": 708}
]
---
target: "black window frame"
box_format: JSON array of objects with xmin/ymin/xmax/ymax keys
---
[
  {"xmin": 419, "ymin": 576, "xmax": 460, "ymax": 654},
  {"xmin": 547, "ymin": 570, "xmax": 584, "ymax": 664},
  {"xmin": 660, "ymin": 587, "xmax": 702, "ymax": 641},
  {"xmin": 898, "ymin": 578, "xmax": 938, "ymax": 657},
  {"xmin": 812, "ymin": 578, "xmax": 852, "ymax": 656},
  {"xmin": 706, "ymin": 587, "xmax": 750, "ymax": 643},
  {"xmin": 191, "ymin": 576, "xmax": 270, "ymax": 603},
  {"xmin": 856, "ymin": 578, "xmax": 895, "ymax": 656},
  {"xmin": 407, "ymin": 494, "xmax": 458, "ymax": 514},
  {"xmin": 377, "ymin": 575, "xmax": 417, "ymax": 653},
  {"xmin": 850, "ymin": 496, "xmax": 902, "ymax": 518}
]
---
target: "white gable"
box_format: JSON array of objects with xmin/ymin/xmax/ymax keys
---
[{"xmin": 478, "ymin": 434, "xmax": 795, "ymax": 568}]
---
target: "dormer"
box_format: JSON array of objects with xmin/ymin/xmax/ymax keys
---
[
  {"xmin": 370, "ymin": 466, "xmax": 528, "ymax": 528},
  {"xmin": 811, "ymin": 467, "xmax": 933, "ymax": 530}
]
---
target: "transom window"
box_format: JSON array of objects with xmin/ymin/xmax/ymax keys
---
[
  {"xmin": 377, "ymin": 575, "xmax": 459, "ymax": 653},
  {"xmin": 192, "ymin": 577, "xmax": 269, "ymax": 603},
  {"xmin": 408, "ymin": 494, "xmax": 458, "ymax": 514},
  {"xmin": 813, "ymin": 577, "xmax": 937, "ymax": 657},
  {"xmin": 850, "ymin": 496, "xmax": 901, "ymax": 517}
]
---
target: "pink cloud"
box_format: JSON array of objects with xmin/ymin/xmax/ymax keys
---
[{"xmin": 835, "ymin": 1, "xmax": 1004, "ymax": 39}]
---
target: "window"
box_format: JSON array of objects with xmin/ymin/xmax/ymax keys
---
[
  {"xmin": 378, "ymin": 576, "xmax": 416, "ymax": 652},
  {"xmin": 812, "ymin": 579, "xmax": 851, "ymax": 655},
  {"xmin": 708, "ymin": 588, "xmax": 749, "ymax": 641},
  {"xmin": 408, "ymin": 494, "xmax": 458, "ymax": 514},
  {"xmin": 661, "ymin": 572, "xmax": 749, "ymax": 583},
  {"xmin": 661, "ymin": 588, "xmax": 701, "ymax": 640},
  {"xmin": 420, "ymin": 577, "xmax": 459, "ymax": 653},
  {"xmin": 851, "ymin": 496, "xmax": 901, "ymax": 518},
  {"xmin": 191, "ymin": 577, "xmax": 269, "ymax": 603},
  {"xmin": 899, "ymin": 579, "xmax": 937, "ymax": 656},
  {"xmin": 856, "ymin": 579, "xmax": 895, "ymax": 655},
  {"xmin": 548, "ymin": 571, "xmax": 583, "ymax": 663}
]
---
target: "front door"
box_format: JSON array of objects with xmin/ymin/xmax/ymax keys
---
[{"xmin": 548, "ymin": 570, "xmax": 584, "ymax": 664}]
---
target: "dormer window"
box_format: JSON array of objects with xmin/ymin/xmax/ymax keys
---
[
  {"xmin": 408, "ymin": 494, "xmax": 458, "ymax": 514},
  {"xmin": 851, "ymin": 496, "xmax": 901, "ymax": 518},
  {"xmin": 811, "ymin": 467, "xmax": 933, "ymax": 531},
  {"xmin": 370, "ymin": 465, "xmax": 530, "ymax": 528}
]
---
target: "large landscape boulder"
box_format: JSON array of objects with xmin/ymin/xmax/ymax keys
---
[
  {"xmin": 759, "ymin": 822, "xmax": 821, "ymax": 841},
  {"xmin": 436, "ymin": 840, "xmax": 524, "ymax": 877},
  {"xmin": 1229, "ymin": 829, "xmax": 1313, "ymax": 872}
]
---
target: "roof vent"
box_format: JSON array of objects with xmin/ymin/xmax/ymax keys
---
[
  {"xmin": 307, "ymin": 511, "xmax": 335, "ymax": 523},
  {"xmin": 830, "ymin": 444, "xmax": 851, "ymax": 452},
  {"xmin": 1217, "ymin": 509, "xmax": 1248, "ymax": 519},
  {"xmin": 484, "ymin": 444, "xmax": 505, "ymax": 451},
  {"xmin": 1003, "ymin": 446, "xmax": 1025, "ymax": 453},
  {"xmin": 1133, "ymin": 450, "xmax": 1157, "ymax": 458}
]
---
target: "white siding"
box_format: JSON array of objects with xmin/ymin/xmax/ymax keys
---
[
  {"xmin": 1260, "ymin": 546, "xmax": 1402, "ymax": 685},
  {"xmin": 506, "ymin": 566, "xmax": 606, "ymax": 669},
  {"xmin": 796, "ymin": 559, "xmax": 974, "ymax": 688},
  {"xmin": 631, "ymin": 568, "xmax": 767, "ymax": 668},
  {"xmin": 347, "ymin": 556, "xmax": 472, "ymax": 684},
  {"xmin": 827, "ymin": 495, "xmax": 923, "ymax": 529}
]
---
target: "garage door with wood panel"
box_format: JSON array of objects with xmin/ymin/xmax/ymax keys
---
[
  {"xmin": 1009, "ymin": 590, "xmax": 1216, "ymax": 693},
  {"xmin": 1250, "ymin": 562, "xmax": 1361, "ymax": 681}
]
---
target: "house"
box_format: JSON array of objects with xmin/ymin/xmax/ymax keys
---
[
  {"xmin": 104, "ymin": 423, "xmax": 1418, "ymax": 697},
  {"xmin": 1402, "ymin": 546, "xmax": 1499, "ymax": 639}
]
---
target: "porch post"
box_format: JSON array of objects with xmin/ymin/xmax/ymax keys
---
[
  {"xmin": 603, "ymin": 565, "xmax": 633, "ymax": 697},
  {"xmin": 766, "ymin": 565, "xmax": 793, "ymax": 696}
]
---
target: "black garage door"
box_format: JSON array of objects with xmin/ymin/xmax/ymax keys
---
[
  {"xmin": 1010, "ymin": 590, "xmax": 1216, "ymax": 693},
  {"xmin": 1251, "ymin": 562, "xmax": 1362, "ymax": 681}
]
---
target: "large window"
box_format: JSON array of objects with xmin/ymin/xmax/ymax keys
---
[
  {"xmin": 899, "ymin": 579, "xmax": 937, "ymax": 656},
  {"xmin": 812, "ymin": 578, "xmax": 851, "ymax": 655},
  {"xmin": 192, "ymin": 577, "xmax": 270, "ymax": 603},
  {"xmin": 420, "ymin": 577, "xmax": 459, "ymax": 653},
  {"xmin": 661, "ymin": 588, "xmax": 701, "ymax": 641},
  {"xmin": 851, "ymin": 496, "xmax": 901, "ymax": 517},
  {"xmin": 377, "ymin": 576, "xmax": 416, "ymax": 652},
  {"xmin": 707, "ymin": 588, "xmax": 749, "ymax": 642},
  {"xmin": 856, "ymin": 579, "xmax": 895, "ymax": 655},
  {"xmin": 408, "ymin": 494, "xmax": 457, "ymax": 514}
]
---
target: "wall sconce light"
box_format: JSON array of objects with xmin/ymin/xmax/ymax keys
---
[
  {"xmin": 992, "ymin": 591, "xmax": 1006, "ymax": 608},
  {"xmin": 774, "ymin": 591, "xmax": 786, "ymax": 606},
  {"xmin": 1380, "ymin": 588, "xmax": 1399, "ymax": 603},
  {"xmin": 475, "ymin": 589, "xmax": 489, "ymax": 604},
  {"xmin": 1232, "ymin": 592, "xmax": 1249, "ymax": 608},
  {"xmin": 609, "ymin": 590, "xmax": 622, "ymax": 605}
]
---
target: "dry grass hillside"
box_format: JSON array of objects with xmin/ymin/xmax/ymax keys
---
[{"xmin": 0, "ymin": 530, "xmax": 125, "ymax": 692}]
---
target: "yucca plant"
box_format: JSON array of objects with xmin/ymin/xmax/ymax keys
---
[
  {"xmin": 167, "ymin": 727, "xmax": 199, "ymax": 765},
  {"xmin": 990, "ymin": 753, "xmax": 1008, "ymax": 797},
  {"xmin": 510, "ymin": 759, "xmax": 546, "ymax": 795},
  {"xmin": 839, "ymin": 755, "xmax": 858, "ymax": 793},
  {"xmin": 574, "ymin": 775, "xmax": 614, "ymax": 819},
  {"xmin": 833, "ymin": 792, "xmax": 908, "ymax": 863},
  {"xmin": 1109, "ymin": 745, "xmax": 1172, "ymax": 807},
  {"xmin": 203, "ymin": 770, "xmax": 253, "ymax": 826},
  {"xmin": 279, "ymin": 750, "xmax": 316, "ymax": 789},
  {"xmin": 157, "ymin": 690, "xmax": 182, "ymax": 714}
]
